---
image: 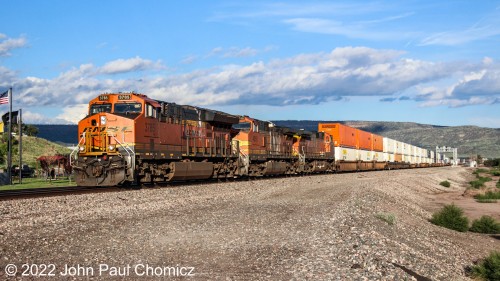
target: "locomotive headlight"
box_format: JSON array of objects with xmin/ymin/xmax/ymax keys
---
[
  {"xmin": 100, "ymin": 115, "xmax": 107, "ymax": 125},
  {"xmin": 108, "ymin": 145, "xmax": 116, "ymax": 151},
  {"xmin": 79, "ymin": 146, "xmax": 85, "ymax": 152}
]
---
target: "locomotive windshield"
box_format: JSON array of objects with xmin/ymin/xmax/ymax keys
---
[
  {"xmin": 114, "ymin": 103, "xmax": 142, "ymax": 114},
  {"xmin": 90, "ymin": 103, "xmax": 112, "ymax": 115}
]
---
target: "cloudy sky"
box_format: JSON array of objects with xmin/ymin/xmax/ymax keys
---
[{"xmin": 1, "ymin": 1, "xmax": 500, "ymax": 127}]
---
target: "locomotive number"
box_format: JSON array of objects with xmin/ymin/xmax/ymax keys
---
[{"xmin": 118, "ymin": 94, "xmax": 131, "ymax": 100}]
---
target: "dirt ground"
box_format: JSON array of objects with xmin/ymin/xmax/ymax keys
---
[
  {"xmin": 0, "ymin": 166, "xmax": 499, "ymax": 280},
  {"xmin": 424, "ymin": 167, "xmax": 500, "ymax": 221}
]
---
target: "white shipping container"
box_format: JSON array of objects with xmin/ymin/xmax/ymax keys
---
[
  {"xmin": 384, "ymin": 152, "xmax": 395, "ymax": 162},
  {"xmin": 372, "ymin": 151, "xmax": 383, "ymax": 161},
  {"xmin": 416, "ymin": 147, "xmax": 422, "ymax": 158},
  {"xmin": 430, "ymin": 150, "xmax": 435, "ymax": 160},
  {"xmin": 334, "ymin": 147, "xmax": 358, "ymax": 161},
  {"xmin": 383, "ymin": 137, "xmax": 396, "ymax": 153},
  {"xmin": 404, "ymin": 143, "xmax": 412, "ymax": 156},
  {"xmin": 396, "ymin": 141, "xmax": 404, "ymax": 154},
  {"xmin": 358, "ymin": 149, "xmax": 372, "ymax": 161}
]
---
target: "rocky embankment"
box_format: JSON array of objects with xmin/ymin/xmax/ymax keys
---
[{"xmin": 1, "ymin": 167, "xmax": 498, "ymax": 280}]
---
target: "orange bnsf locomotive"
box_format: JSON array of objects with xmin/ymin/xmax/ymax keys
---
[{"xmin": 71, "ymin": 92, "xmax": 335, "ymax": 186}]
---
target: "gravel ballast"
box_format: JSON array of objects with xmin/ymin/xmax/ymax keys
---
[{"xmin": 1, "ymin": 167, "xmax": 499, "ymax": 280}]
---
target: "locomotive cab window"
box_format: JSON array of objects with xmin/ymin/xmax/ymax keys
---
[
  {"xmin": 90, "ymin": 103, "xmax": 112, "ymax": 115},
  {"xmin": 145, "ymin": 104, "xmax": 158, "ymax": 118},
  {"xmin": 114, "ymin": 103, "xmax": 142, "ymax": 114}
]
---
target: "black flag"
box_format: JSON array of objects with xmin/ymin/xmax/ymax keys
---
[{"xmin": 2, "ymin": 110, "xmax": 18, "ymax": 124}]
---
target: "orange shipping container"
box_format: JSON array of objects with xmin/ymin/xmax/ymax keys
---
[
  {"xmin": 372, "ymin": 133, "xmax": 383, "ymax": 152},
  {"xmin": 394, "ymin": 153, "xmax": 403, "ymax": 162},
  {"xmin": 318, "ymin": 123, "xmax": 357, "ymax": 148},
  {"xmin": 356, "ymin": 129, "xmax": 372, "ymax": 151}
]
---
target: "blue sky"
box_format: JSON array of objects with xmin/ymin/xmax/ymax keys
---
[{"xmin": 1, "ymin": 0, "xmax": 500, "ymax": 127}]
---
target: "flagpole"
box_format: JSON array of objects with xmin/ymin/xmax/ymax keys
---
[
  {"xmin": 7, "ymin": 87, "xmax": 12, "ymax": 185},
  {"xmin": 19, "ymin": 108, "xmax": 23, "ymax": 184}
]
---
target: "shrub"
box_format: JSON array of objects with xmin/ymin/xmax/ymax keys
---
[
  {"xmin": 475, "ymin": 191, "xmax": 500, "ymax": 200},
  {"xmin": 470, "ymin": 180, "xmax": 485, "ymax": 189},
  {"xmin": 475, "ymin": 168, "xmax": 488, "ymax": 174},
  {"xmin": 470, "ymin": 177, "xmax": 492, "ymax": 189},
  {"xmin": 439, "ymin": 180, "xmax": 451, "ymax": 187},
  {"xmin": 430, "ymin": 204, "xmax": 469, "ymax": 232},
  {"xmin": 470, "ymin": 251, "xmax": 500, "ymax": 281},
  {"xmin": 490, "ymin": 170, "xmax": 500, "ymax": 176},
  {"xmin": 470, "ymin": 216, "xmax": 500, "ymax": 234},
  {"xmin": 375, "ymin": 212, "xmax": 396, "ymax": 225},
  {"xmin": 497, "ymin": 180, "xmax": 500, "ymax": 189},
  {"xmin": 483, "ymin": 158, "xmax": 500, "ymax": 167}
]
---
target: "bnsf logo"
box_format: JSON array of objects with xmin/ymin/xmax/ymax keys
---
[
  {"xmin": 82, "ymin": 126, "xmax": 131, "ymax": 133},
  {"xmin": 83, "ymin": 127, "xmax": 106, "ymax": 133}
]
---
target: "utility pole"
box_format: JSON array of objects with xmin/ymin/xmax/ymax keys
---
[
  {"xmin": 7, "ymin": 88, "xmax": 12, "ymax": 185},
  {"xmin": 18, "ymin": 109, "xmax": 22, "ymax": 184}
]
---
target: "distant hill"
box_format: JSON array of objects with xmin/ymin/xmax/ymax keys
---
[
  {"xmin": 273, "ymin": 120, "xmax": 500, "ymax": 158},
  {"xmin": 32, "ymin": 122, "xmax": 500, "ymax": 158},
  {"xmin": 34, "ymin": 125, "xmax": 78, "ymax": 145}
]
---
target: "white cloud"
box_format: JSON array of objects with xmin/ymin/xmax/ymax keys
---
[
  {"xmin": 2, "ymin": 47, "xmax": 500, "ymax": 123},
  {"xmin": 22, "ymin": 111, "xmax": 72, "ymax": 124},
  {"xmin": 55, "ymin": 104, "xmax": 88, "ymax": 124},
  {"xmin": 207, "ymin": 46, "xmax": 266, "ymax": 59},
  {"xmin": 420, "ymin": 9, "xmax": 500, "ymax": 46},
  {"xmin": 99, "ymin": 56, "xmax": 165, "ymax": 74},
  {"xmin": 0, "ymin": 34, "xmax": 27, "ymax": 56}
]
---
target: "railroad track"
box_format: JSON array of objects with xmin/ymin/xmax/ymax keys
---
[{"xmin": 0, "ymin": 186, "xmax": 120, "ymax": 200}]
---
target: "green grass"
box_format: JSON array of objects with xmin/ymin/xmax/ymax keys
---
[
  {"xmin": 430, "ymin": 204, "xmax": 469, "ymax": 232},
  {"xmin": 439, "ymin": 180, "xmax": 451, "ymax": 187},
  {"xmin": 474, "ymin": 168, "xmax": 489, "ymax": 174},
  {"xmin": 470, "ymin": 251, "xmax": 500, "ymax": 281},
  {"xmin": 470, "ymin": 177, "xmax": 493, "ymax": 189},
  {"xmin": 470, "ymin": 216, "xmax": 500, "ymax": 234},
  {"xmin": 0, "ymin": 177, "xmax": 76, "ymax": 191},
  {"xmin": 476, "ymin": 198, "xmax": 498, "ymax": 203},
  {"xmin": 490, "ymin": 170, "xmax": 500, "ymax": 176},
  {"xmin": 2, "ymin": 135, "xmax": 71, "ymax": 169},
  {"xmin": 375, "ymin": 212, "xmax": 396, "ymax": 225},
  {"xmin": 474, "ymin": 191, "xmax": 500, "ymax": 200}
]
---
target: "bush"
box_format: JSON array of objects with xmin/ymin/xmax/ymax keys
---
[
  {"xmin": 470, "ymin": 216, "xmax": 500, "ymax": 234},
  {"xmin": 497, "ymin": 180, "xmax": 500, "ymax": 189},
  {"xmin": 430, "ymin": 204, "xmax": 469, "ymax": 232},
  {"xmin": 375, "ymin": 212, "xmax": 396, "ymax": 225},
  {"xmin": 439, "ymin": 180, "xmax": 451, "ymax": 187},
  {"xmin": 470, "ymin": 177, "xmax": 492, "ymax": 189},
  {"xmin": 490, "ymin": 170, "xmax": 500, "ymax": 176},
  {"xmin": 470, "ymin": 180, "xmax": 485, "ymax": 189},
  {"xmin": 483, "ymin": 158, "xmax": 500, "ymax": 167},
  {"xmin": 475, "ymin": 191, "xmax": 500, "ymax": 200},
  {"xmin": 475, "ymin": 168, "xmax": 489, "ymax": 174},
  {"xmin": 470, "ymin": 251, "xmax": 500, "ymax": 281}
]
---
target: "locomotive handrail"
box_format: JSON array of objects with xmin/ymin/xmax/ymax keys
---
[
  {"xmin": 109, "ymin": 132, "xmax": 135, "ymax": 171},
  {"xmin": 69, "ymin": 132, "xmax": 86, "ymax": 166}
]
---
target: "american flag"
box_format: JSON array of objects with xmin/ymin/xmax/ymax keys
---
[{"xmin": 0, "ymin": 90, "xmax": 8, "ymax": 105}]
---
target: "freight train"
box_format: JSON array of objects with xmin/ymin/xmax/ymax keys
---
[{"xmin": 71, "ymin": 93, "xmax": 444, "ymax": 187}]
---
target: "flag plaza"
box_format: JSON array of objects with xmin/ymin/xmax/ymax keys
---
[{"xmin": 0, "ymin": 88, "xmax": 24, "ymax": 185}]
